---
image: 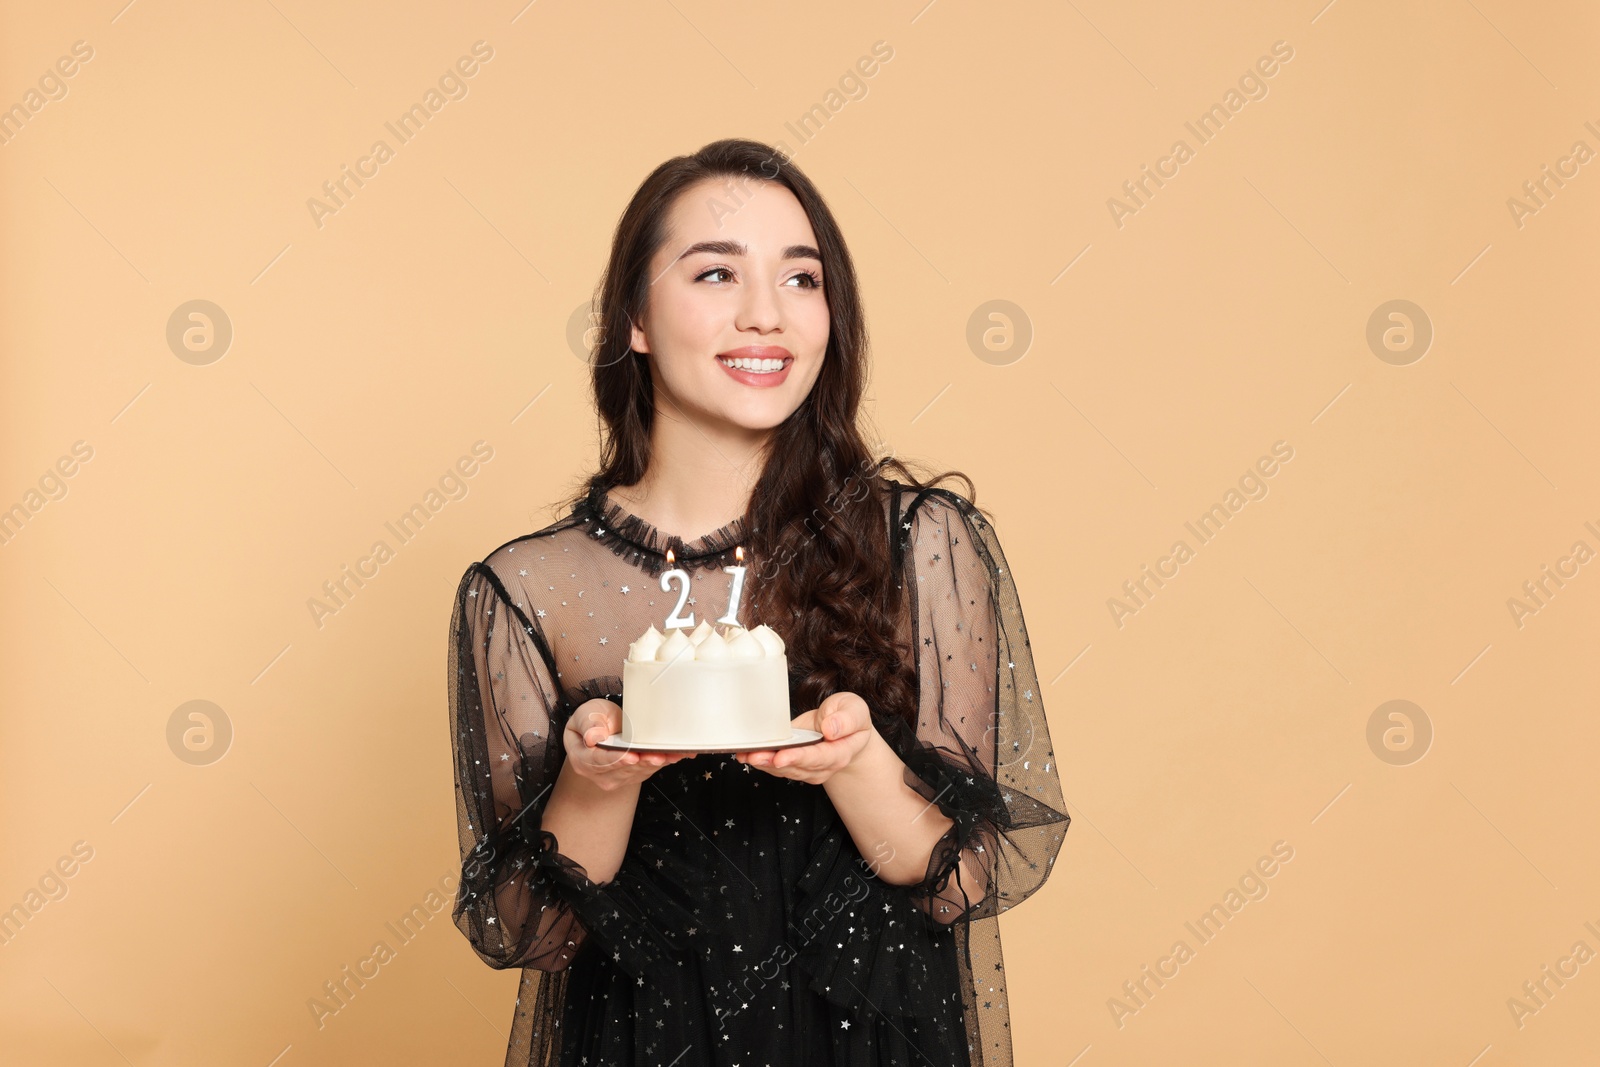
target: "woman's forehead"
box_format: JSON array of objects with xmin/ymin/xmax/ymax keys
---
[{"xmin": 662, "ymin": 179, "xmax": 817, "ymax": 255}]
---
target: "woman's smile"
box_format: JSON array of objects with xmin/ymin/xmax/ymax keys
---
[{"xmin": 715, "ymin": 345, "xmax": 794, "ymax": 388}]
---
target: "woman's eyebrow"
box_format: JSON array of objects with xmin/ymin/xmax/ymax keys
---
[{"xmin": 674, "ymin": 239, "xmax": 822, "ymax": 263}]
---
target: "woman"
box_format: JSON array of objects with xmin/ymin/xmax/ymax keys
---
[{"xmin": 447, "ymin": 138, "xmax": 1069, "ymax": 1066}]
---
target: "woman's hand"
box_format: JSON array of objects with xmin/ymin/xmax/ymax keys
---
[
  {"xmin": 563, "ymin": 698, "xmax": 695, "ymax": 790},
  {"xmin": 734, "ymin": 692, "xmax": 875, "ymax": 785}
]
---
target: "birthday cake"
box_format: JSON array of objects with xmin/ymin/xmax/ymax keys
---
[{"xmin": 620, "ymin": 619, "xmax": 792, "ymax": 747}]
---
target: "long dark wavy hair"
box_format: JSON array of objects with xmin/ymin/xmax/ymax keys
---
[{"xmin": 572, "ymin": 137, "xmax": 983, "ymax": 734}]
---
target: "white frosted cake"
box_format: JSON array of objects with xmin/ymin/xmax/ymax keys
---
[{"xmin": 620, "ymin": 619, "xmax": 791, "ymax": 747}]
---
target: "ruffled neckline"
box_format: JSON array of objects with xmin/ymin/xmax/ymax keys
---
[{"xmin": 574, "ymin": 480, "xmax": 752, "ymax": 569}]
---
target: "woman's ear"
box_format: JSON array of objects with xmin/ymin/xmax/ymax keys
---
[{"xmin": 629, "ymin": 314, "xmax": 650, "ymax": 355}]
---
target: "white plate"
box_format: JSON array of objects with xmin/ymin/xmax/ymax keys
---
[{"xmin": 594, "ymin": 728, "xmax": 824, "ymax": 754}]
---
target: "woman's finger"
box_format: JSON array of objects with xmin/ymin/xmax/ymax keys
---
[
  {"xmin": 819, "ymin": 697, "xmax": 865, "ymax": 740},
  {"xmin": 774, "ymin": 747, "xmax": 816, "ymax": 771}
]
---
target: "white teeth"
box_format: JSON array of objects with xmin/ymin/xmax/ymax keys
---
[{"xmin": 718, "ymin": 356, "xmax": 786, "ymax": 372}]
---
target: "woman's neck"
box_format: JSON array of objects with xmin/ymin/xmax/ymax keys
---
[{"xmin": 611, "ymin": 407, "xmax": 771, "ymax": 542}]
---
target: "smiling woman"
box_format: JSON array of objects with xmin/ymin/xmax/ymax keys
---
[
  {"xmin": 624, "ymin": 190, "xmax": 831, "ymax": 444},
  {"xmin": 446, "ymin": 138, "xmax": 1069, "ymax": 1067}
]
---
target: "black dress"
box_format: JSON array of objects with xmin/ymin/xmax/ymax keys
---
[{"xmin": 447, "ymin": 477, "xmax": 1070, "ymax": 1066}]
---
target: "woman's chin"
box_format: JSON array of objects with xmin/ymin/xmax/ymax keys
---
[
  {"xmin": 707, "ymin": 398, "xmax": 804, "ymax": 434},
  {"xmin": 722, "ymin": 412, "xmax": 795, "ymax": 435}
]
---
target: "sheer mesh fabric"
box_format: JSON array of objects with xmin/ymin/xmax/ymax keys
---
[{"xmin": 448, "ymin": 477, "xmax": 1069, "ymax": 1066}]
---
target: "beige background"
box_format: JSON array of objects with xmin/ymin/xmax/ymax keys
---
[{"xmin": 3, "ymin": 1, "xmax": 1597, "ymax": 1064}]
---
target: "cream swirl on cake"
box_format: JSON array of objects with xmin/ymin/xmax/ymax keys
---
[
  {"xmin": 627, "ymin": 619, "xmax": 785, "ymax": 664},
  {"xmin": 620, "ymin": 619, "xmax": 791, "ymax": 747}
]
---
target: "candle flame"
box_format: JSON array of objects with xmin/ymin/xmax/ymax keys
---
[
  {"xmin": 736, "ymin": 545, "xmax": 744, "ymax": 564},
  {"xmin": 666, "ymin": 548, "xmax": 675, "ymax": 565}
]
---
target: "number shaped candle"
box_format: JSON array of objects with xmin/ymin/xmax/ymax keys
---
[
  {"xmin": 717, "ymin": 545, "xmax": 747, "ymax": 626},
  {"xmin": 660, "ymin": 548, "xmax": 695, "ymax": 629}
]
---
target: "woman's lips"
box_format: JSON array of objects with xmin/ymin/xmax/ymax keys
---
[{"xmin": 716, "ymin": 355, "xmax": 793, "ymax": 388}]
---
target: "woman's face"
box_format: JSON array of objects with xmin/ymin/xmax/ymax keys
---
[{"xmin": 630, "ymin": 178, "xmax": 830, "ymax": 436}]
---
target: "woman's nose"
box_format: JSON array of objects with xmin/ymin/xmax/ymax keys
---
[{"xmin": 736, "ymin": 281, "xmax": 782, "ymax": 332}]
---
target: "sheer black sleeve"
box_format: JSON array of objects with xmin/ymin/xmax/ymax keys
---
[
  {"xmin": 447, "ymin": 560, "xmax": 594, "ymax": 972},
  {"xmin": 887, "ymin": 487, "xmax": 1070, "ymax": 927}
]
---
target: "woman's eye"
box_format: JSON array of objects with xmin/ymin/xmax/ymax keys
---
[{"xmin": 696, "ymin": 267, "xmax": 821, "ymax": 288}]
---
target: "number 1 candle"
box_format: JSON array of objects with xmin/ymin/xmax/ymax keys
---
[{"xmin": 717, "ymin": 546, "xmax": 747, "ymax": 626}]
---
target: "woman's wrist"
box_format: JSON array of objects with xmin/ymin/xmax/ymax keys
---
[
  {"xmin": 545, "ymin": 753, "xmax": 643, "ymax": 885},
  {"xmin": 555, "ymin": 749, "xmax": 644, "ymax": 801},
  {"xmin": 822, "ymin": 721, "xmax": 891, "ymax": 787}
]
